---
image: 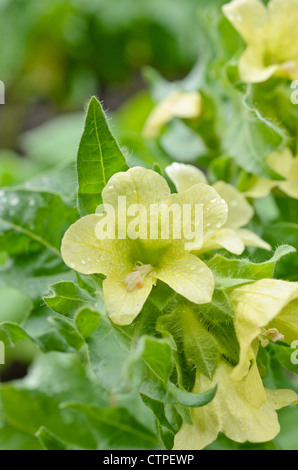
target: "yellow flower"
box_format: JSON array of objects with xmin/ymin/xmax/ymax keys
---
[
  {"xmin": 223, "ymin": 0, "xmax": 298, "ymax": 83},
  {"xmin": 245, "ymin": 148, "xmax": 298, "ymax": 199},
  {"xmin": 166, "ymin": 162, "xmax": 271, "ymax": 255},
  {"xmin": 231, "ymin": 279, "xmax": 298, "ymax": 380},
  {"xmin": 143, "ymin": 91, "xmax": 201, "ymax": 138},
  {"xmin": 174, "ymin": 360, "xmax": 297, "ymax": 450},
  {"xmin": 61, "ymin": 166, "xmax": 228, "ymax": 325}
]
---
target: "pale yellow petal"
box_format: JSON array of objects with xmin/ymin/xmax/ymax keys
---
[
  {"xmin": 266, "ymin": 388, "xmax": 298, "ymax": 410},
  {"xmin": 173, "ymin": 404, "xmax": 220, "ymax": 450},
  {"xmin": 222, "ymin": 0, "xmax": 268, "ymax": 44},
  {"xmin": 278, "ymin": 181, "xmax": 298, "ymax": 199},
  {"xmin": 156, "ymin": 253, "xmax": 214, "ymax": 305},
  {"xmin": 245, "ymin": 177, "xmax": 277, "ymax": 198},
  {"xmin": 268, "ymin": 0, "xmax": 298, "ymax": 60},
  {"xmin": 231, "ymin": 279, "xmax": 298, "ymax": 380},
  {"xmin": 165, "ymin": 162, "xmax": 207, "ymax": 192},
  {"xmin": 172, "ymin": 183, "xmax": 228, "ymax": 240},
  {"xmin": 271, "ymin": 298, "xmax": 298, "ymax": 344},
  {"xmin": 213, "ymin": 181, "xmax": 253, "ymax": 229},
  {"xmin": 290, "ymin": 155, "xmax": 298, "ymax": 180},
  {"xmin": 143, "ymin": 91, "xmax": 201, "ymax": 138},
  {"xmin": 61, "ymin": 214, "xmax": 132, "ymax": 276},
  {"xmin": 201, "ymin": 228, "xmax": 245, "ymax": 255},
  {"xmin": 174, "ymin": 361, "xmax": 290, "ymax": 450},
  {"xmin": 160, "ymin": 183, "xmax": 227, "ymax": 250},
  {"xmin": 102, "ymin": 166, "xmax": 171, "ymax": 210},
  {"xmin": 103, "ymin": 275, "xmax": 153, "ymax": 325},
  {"xmin": 267, "ymin": 148, "xmax": 293, "ymax": 178},
  {"xmin": 239, "ymin": 45, "xmax": 278, "ymax": 83},
  {"xmin": 236, "ymin": 228, "xmax": 271, "ymax": 251}
]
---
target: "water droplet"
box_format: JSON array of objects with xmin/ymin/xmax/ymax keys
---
[
  {"xmin": 210, "ymin": 198, "xmax": 217, "ymax": 203},
  {"xmin": 10, "ymin": 197, "xmax": 19, "ymax": 206}
]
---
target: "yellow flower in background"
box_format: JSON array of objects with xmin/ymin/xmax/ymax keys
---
[
  {"xmin": 166, "ymin": 162, "xmax": 271, "ymax": 255},
  {"xmin": 61, "ymin": 166, "xmax": 228, "ymax": 325},
  {"xmin": 245, "ymin": 148, "xmax": 298, "ymax": 199},
  {"xmin": 231, "ymin": 279, "xmax": 298, "ymax": 381},
  {"xmin": 174, "ymin": 360, "xmax": 297, "ymax": 450},
  {"xmin": 143, "ymin": 91, "xmax": 201, "ymax": 138},
  {"xmin": 223, "ymin": 0, "xmax": 298, "ymax": 83}
]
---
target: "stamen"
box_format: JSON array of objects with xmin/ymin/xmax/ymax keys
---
[
  {"xmin": 259, "ymin": 327, "xmax": 284, "ymax": 348},
  {"xmin": 281, "ymin": 61, "xmax": 295, "ymax": 73},
  {"xmin": 124, "ymin": 262, "xmax": 154, "ymax": 292},
  {"xmin": 265, "ymin": 328, "xmax": 284, "ymax": 343}
]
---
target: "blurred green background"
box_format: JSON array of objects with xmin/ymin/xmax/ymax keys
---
[
  {"xmin": 0, "ymin": 0, "xmax": 219, "ymax": 383},
  {"xmin": 0, "ymin": 0, "xmax": 206, "ymax": 158}
]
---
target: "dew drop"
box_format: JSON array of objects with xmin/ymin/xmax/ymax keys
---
[{"xmin": 10, "ymin": 197, "xmax": 19, "ymax": 206}]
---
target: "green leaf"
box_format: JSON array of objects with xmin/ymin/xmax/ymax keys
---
[
  {"xmin": 47, "ymin": 316, "xmax": 84, "ymax": 351},
  {"xmin": 75, "ymin": 307, "xmax": 131, "ymax": 394},
  {"xmin": 0, "ymin": 352, "xmax": 108, "ymax": 449},
  {"xmin": 64, "ymin": 403, "xmax": 160, "ymax": 450},
  {"xmin": 275, "ymin": 407, "xmax": 298, "ymax": 450},
  {"xmin": 126, "ymin": 335, "xmax": 173, "ymax": 384},
  {"xmin": 158, "ymin": 303, "xmax": 219, "ymax": 379},
  {"xmin": 167, "ymin": 382, "xmax": 217, "ymax": 408},
  {"xmin": 273, "ymin": 343, "xmax": 298, "ymax": 375},
  {"xmin": 0, "ymin": 287, "xmax": 32, "ymax": 324},
  {"xmin": 44, "ymin": 281, "xmax": 95, "ymax": 317},
  {"xmin": 0, "ymin": 189, "xmax": 76, "ymax": 257},
  {"xmin": 75, "ymin": 307, "xmax": 101, "ymax": 339},
  {"xmin": 0, "ymin": 188, "xmax": 77, "ymax": 302},
  {"xmin": 182, "ymin": 316, "xmax": 219, "ymax": 379},
  {"xmin": 0, "ymin": 322, "xmax": 35, "ymax": 347},
  {"xmin": 200, "ymin": 289, "xmax": 234, "ymax": 323},
  {"xmin": 207, "ymin": 245, "xmax": 296, "ymax": 289},
  {"xmin": 77, "ymin": 96, "xmax": 128, "ymax": 216},
  {"xmin": 263, "ymin": 223, "xmax": 298, "ymax": 281},
  {"xmin": 36, "ymin": 427, "xmax": 69, "ymax": 450},
  {"xmin": 222, "ymin": 89, "xmax": 287, "ymax": 178}
]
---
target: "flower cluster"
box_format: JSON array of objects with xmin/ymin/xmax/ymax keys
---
[{"xmin": 223, "ymin": 0, "xmax": 298, "ymax": 83}]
